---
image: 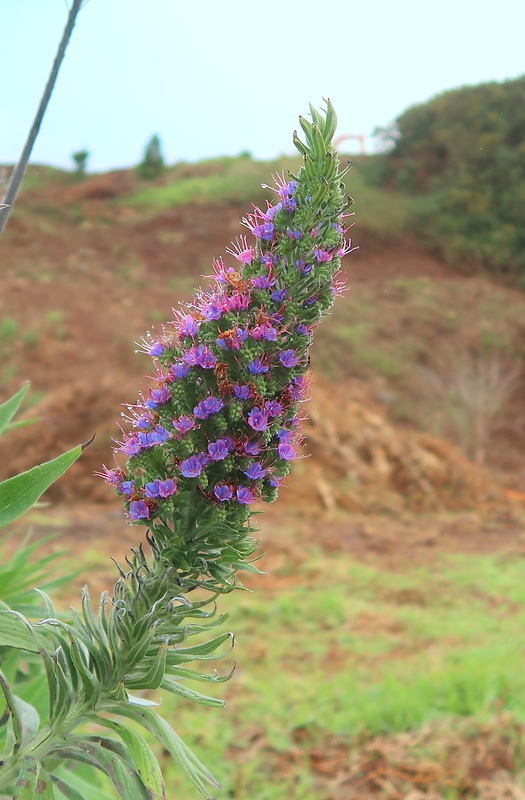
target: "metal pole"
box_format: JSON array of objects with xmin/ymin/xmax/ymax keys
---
[{"xmin": 0, "ymin": 0, "xmax": 85, "ymax": 236}]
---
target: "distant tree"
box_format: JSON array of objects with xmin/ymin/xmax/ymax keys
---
[
  {"xmin": 72, "ymin": 149, "xmax": 89, "ymax": 179},
  {"xmin": 137, "ymin": 134, "xmax": 165, "ymax": 180}
]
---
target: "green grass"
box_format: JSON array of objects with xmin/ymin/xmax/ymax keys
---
[
  {"xmin": 123, "ymin": 153, "xmax": 418, "ymax": 238},
  {"xmin": 137, "ymin": 546, "xmax": 525, "ymax": 797}
]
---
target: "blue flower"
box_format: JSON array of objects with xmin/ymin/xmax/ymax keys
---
[
  {"xmin": 244, "ymin": 462, "xmax": 266, "ymax": 480},
  {"xmin": 180, "ymin": 456, "xmax": 204, "ymax": 478},
  {"xmin": 214, "ymin": 483, "xmax": 233, "ymax": 502},
  {"xmin": 129, "ymin": 500, "xmax": 150, "ymax": 520},
  {"xmin": 249, "ymin": 359, "xmax": 269, "ymax": 375}
]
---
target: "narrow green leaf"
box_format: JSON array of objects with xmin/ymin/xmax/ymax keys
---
[
  {"xmin": 124, "ymin": 641, "xmax": 168, "ymax": 690},
  {"xmin": 7, "ymin": 416, "xmax": 41, "ymax": 432},
  {"xmin": 0, "ymin": 384, "xmax": 30, "ymax": 437},
  {"xmin": 94, "ymin": 719, "xmax": 166, "ymax": 800},
  {"xmin": 76, "ymin": 741, "xmax": 150, "ymax": 800},
  {"xmin": 126, "ymin": 694, "xmax": 159, "ymax": 707},
  {"xmin": 0, "ymin": 609, "xmax": 40, "ymax": 652},
  {"xmin": 160, "ymin": 676, "xmax": 224, "ymax": 707},
  {"xmin": 49, "ymin": 775, "xmax": 87, "ymax": 800},
  {"xmin": 52, "ymin": 768, "xmax": 115, "ymax": 800},
  {"xmin": 0, "ymin": 444, "xmax": 84, "ymax": 529},
  {"xmin": 165, "ymin": 632, "xmax": 233, "ymax": 665},
  {"xmin": 35, "ymin": 768, "xmax": 55, "ymax": 799},
  {"xmin": 13, "ymin": 756, "xmax": 40, "ymax": 800},
  {"xmin": 68, "ymin": 638, "xmax": 100, "ymax": 706},
  {"xmin": 98, "ymin": 704, "xmax": 219, "ymax": 798},
  {"xmin": 167, "ymin": 663, "xmax": 235, "ymax": 684}
]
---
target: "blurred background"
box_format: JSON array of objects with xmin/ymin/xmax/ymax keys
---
[{"xmin": 2, "ymin": 1, "xmax": 525, "ymax": 797}]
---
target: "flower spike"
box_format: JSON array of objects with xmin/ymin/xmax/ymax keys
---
[{"xmin": 101, "ymin": 101, "xmax": 354, "ymax": 590}]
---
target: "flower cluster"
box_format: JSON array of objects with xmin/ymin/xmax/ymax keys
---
[{"xmin": 100, "ymin": 101, "xmax": 353, "ymax": 583}]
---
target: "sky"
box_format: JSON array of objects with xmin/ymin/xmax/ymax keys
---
[{"xmin": 2, "ymin": 0, "xmax": 524, "ymax": 173}]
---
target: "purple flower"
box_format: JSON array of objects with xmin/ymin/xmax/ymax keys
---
[
  {"xmin": 136, "ymin": 413, "xmax": 153, "ymax": 429},
  {"xmin": 244, "ymin": 462, "xmax": 267, "ymax": 480},
  {"xmin": 243, "ymin": 439, "xmax": 262, "ymax": 456},
  {"xmin": 173, "ymin": 414, "xmax": 196, "ymax": 434},
  {"xmin": 261, "ymin": 253, "xmax": 278, "ymax": 267},
  {"xmin": 286, "ymin": 228, "xmax": 302, "ymax": 240},
  {"xmin": 195, "ymin": 345, "xmax": 217, "ymax": 369},
  {"xmin": 119, "ymin": 480, "xmax": 135, "ymax": 498},
  {"xmin": 180, "ymin": 456, "xmax": 204, "ymax": 478},
  {"xmin": 98, "ymin": 466, "xmax": 123, "ymax": 486},
  {"xmin": 171, "ymin": 361, "xmax": 190, "ymax": 379},
  {"xmin": 271, "ymin": 288, "xmax": 287, "ymax": 303},
  {"xmin": 137, "ymin": 432, "xmax": 155, "ymax": 449},
  {"xmin": 263, "ymin": 205, "xmax": 281, "ymax": 222},
  {"xmin": 264, "ymin": 400, "xmax": 283, "ymax": 417},
  {"xmin": 278, "ymin": 179, "xmax": 298, "ymax": 198},
  {"xmin": 251, "ymin": 322, "xmax": 277, "ymax": 341},
  {"xmin": 123, "ymin": 435, "xmax": 142, "ymax": 456},
  {"xmin": 201, "ymin": 300, "xmax": 224, "ymax": 321},
  {"xmin": 315, "ymin": 248, "xmax": 333, "ymax": 263},
  {"xmin": 204, "ymin": 396, "xmax": 224, "ymax": 415},
  {"xmin": 129, "ymin": 500, "xmax": 150, "ymax": 520},
  {"xmin": 226, "ymin": 236, "xmax": 254, "ymax": 265},
  {"xmin": 278, "ymin": 442, "xmax": 296, "ymax": 460},
  {"xmin": 236, "ymin": 486, "xmax": 255, "ymax": 505},
  {"xmin": 277, "ymin": 428, "xmax": 294, "ymax": 443},
  {"xmin": 149, "ymin": 386, "xmax": 171, "ymax": 406},
  {"xmin": 225, "ymin": 293, "xmax": 251, "ymax": 312},
  {"xmin": 183, "ymin": 346, "xmax": 199, "ymax": 366},
  {"xmin": 290, "ymin": 376, "xmax": 307, "ymax": 400},
  {"xmin": 208, "ymin": 439, "xmax": 229, "ymax": 461},
  {"xmin": 151, "ymin": 425, "xmax": 170, "ymax": 444},
  {"xmin": 297, "ymin": 260, "xmax": 313, "ymax": 275},
  {"xmin": 214, "ymin": 483, "xmax": 234, "ymax": 502},
  {"xmin": 194, "ymin": 396, "xmax": 224, "ymax": 419},
  {"xmin": 234, "ymin": 384, "xmax": 253, "ymax": 400},
  {"xmin": 145, "ymin": 480, "xmax": 160, "ymax": 498},
  {"xmin": 282, "ymin": 195, "xmax": 297, "ymax": 212},
  {"xmin": 158, "ymin": 479, "xmax": 177, "ymax": 498},
  {"xmin": 179, "ymin": 314, "xmax": 199, "ymax": 337},
  {"xmin": 249, "ymin": 358, "xmax": 269, "ymax": 375},
  {"xmin": 248, "ymin": 407, "xmax": 269, "ymax": 432},
  {"xmin": 296, "ymin": 324, "xmax": 310, "ymax": 335},
  {"xmin": 279, "ymin": 350, "xmax": 300, "ymax": 368},
  {"xmin": 251, "ymin": 274, "xmax": 276, "ymax": 290},
  {"xmin": 149, "ymin": 341, "xmax": 165, "ymax": 357},
  {"xmin": 252, "ymin": 222, "xmax": 275, "ymax": 240}
]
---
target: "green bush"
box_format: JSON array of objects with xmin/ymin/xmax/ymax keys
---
[{"xmin": 380, "ymin": 76, "xmax": 525, "ymax": 282}]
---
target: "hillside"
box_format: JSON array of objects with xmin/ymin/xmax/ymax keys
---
[
  {"xmin": 1, "ymin": 158, "xmax": 524, "ymax": 497},
  {"xmin": 2, "ymin": 157, "xmax": 525, "ymax": 799}
]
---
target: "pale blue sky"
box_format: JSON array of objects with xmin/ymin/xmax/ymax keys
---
[{"xmin": 2, "ymin": 0, "xmax": 524, "ymax": 172}]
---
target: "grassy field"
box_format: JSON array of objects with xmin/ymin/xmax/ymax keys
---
[
  {"xmin": 147, "ymin": 540, "xmax": 525, "ymax": 798},
  {"xmin": 27, "ymin": 511, "xmax": 522, "ymax": 800}
]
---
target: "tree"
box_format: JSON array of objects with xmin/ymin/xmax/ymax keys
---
[
  {"xmin": 137, "ymin": 133, "xmax": 165, "ymax": 180},
  {"xmin": 72, "ymin": 149, "xmax": 89, "ymax": 179}
]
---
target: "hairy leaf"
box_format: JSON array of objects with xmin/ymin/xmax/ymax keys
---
[
  {"xmin": 0, "ymin": 444, "xmax": 84, "ymax": 529},
  {"xmin": 13, "ymin": 756, "xmax": 40, "ymax": 800}
]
